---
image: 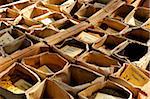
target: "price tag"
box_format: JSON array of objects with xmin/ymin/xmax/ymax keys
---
[
  {"xmin": 77, "ymin": 31, "xmax": 100, "ymax": 44},
  {"xmin": 120, "ymin": 64, "xmax": 149, "ymax": 86},
  {"xmin": 0, "ymin": 32, "xmax": 14, "ymax": 46},
  {"xmin": 60, "ymin": 45, "xmax": 83, "ymax": 58}
]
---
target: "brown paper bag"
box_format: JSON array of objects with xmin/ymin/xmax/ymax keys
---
[
  {"xmin": 92, "ymin": 0, "xmax": 112, "ymax": 5},
  {"xmin": 20, "ymin": 4, "xmax": 50, "ymax": 19},
  {"xmin": 141, "ymin": 18, "xmax": 150, "ymax": 31},
  {"xmin": 0, "ymin": 0, "xmax": 31, "ymax": 8},
  {"xmin": 13, "ymin": 15, "xmax": 43, "ymax": 32},
  {"xmin": 33, "ymin": 12, "xmax": 66, "ymax": 25},
  {"xmin": 0, "ymin": 42, "xmax": 50, "ymax": 73},
  {"xmin": 61, "ymin": 0, "xmax": 83, "ymax": 16},
  {"xmin": 87, "ymin": 0, "xmax": 125, "ymax": 24},
  {"xmin": 51, "ymin": 19, "xmax": 78, "ymax": 31},
  {"xmin": 78, "ymin": 51, "xmax": 121, "ymax": 75},
  {"xmin": 96, "ymin": 17, "xmax": 129, "ymax": 35},
  {"xmin": 78, "ymin": 80, "xmax": 132, "ymax": 99},
  {"xmin": 109, "ymin": 63, "xmax": 150, "ymax": 98},
  {"xmin": 75, "ymin": 30, "xmax": 103, "ymax": 44},
  {"xmin": 10, "ymin": 1, "xmax": 34, "ymax": 11},
  {"xmin": 36, "ymin": 0, "xmax": 61, "ymax": 12},
  {"xmin": 125, "ymin": 7, "xmax": 150, "ymax": 26},
  {"xmin": 0, "ymin": 62, "xmax": 40, "ymax": 99},
  {"xmin": 112, "ymin": 41, "xmax": 148, "ymax": 62},
  {"xmin": 22, "ymin": 52, "xmax": 69, "ymax": 79},
  {"xmin": 74, "ymin": 4, "xmax": 102, "ymax": 21},
  {"xmin": 92, "ymin": 35, "xmax": 126, "ymax": 56},
  {"xmin": 27, "ymin": 78, "xmax": 73, "ymax": 99},
  {"xmin": 52, "ymin": 64, "xmax": 105, "ymax": 96},
  {"xmin": 0, "ymin": 0, "xmax": 13, "ymax": 5},
  {"xmin": 0, "ymin": 8, "xmax": 19, "ymax": 19},
  {"xmin": 41, "ymin": 0, "xmax": 75, "ymax": 12},
  {"xmin": 53, "ymin": 37, "xmax": 89, "ymax": 62},
  {"xmin": 111, "ymin": 4, "xmax": 134, "ymax": 21},
  {"xmin": 122, "ymin": 27, "xmax": 150, "ymax": 45},
  {"xmin": 0, "ymin": 27, "xmax": 25, "ymax": 55},
  {"xmin": 29, "ymin": 27, "xmax": 59, "ymax": 38}
]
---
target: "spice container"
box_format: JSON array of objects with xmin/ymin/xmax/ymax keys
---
[
  {"xmin": 0, "ymin": 62, "xmax": 40, "ymax": 99},
  {"xmin": 113, "ymin": 41, "xmax": 148, "ymax": 62},
  {"xmin": 74, "ymin": 4, "xmax": 103, "ymax": 21},
  {"xmin": 122, "ymin": 27, "xmax": 150, "ymax": 46},
  {"xmin": 28, "ymin": 78, "xmax": 74, "ymax": 99},
  {"xmin": 22, "ymin": 52, "xmax": 69, "ymax": 79},
  {"xmin": 125, "ymin": 7, "xmax": 150, "ymax": 26},
  {"xmin": 53, "ymin": 37, "xmax": 89, "ymax": 62},
  {"xmin": 96, "ymin": 18, "xmax": 128, "ymax": 35},
  {"xmin": 78, "ymin": 51, "xmax": 121, "ymax": 75},
  {"xmin": 51, "ymin": 19, "xmax": 79, "ymax": 31},
  {"xmin": 110, "ymin": 4, "xmax": 134, "ymax": 21},
  {"xmin": 52, "ymin": 64, "xmax": 104, "ymax": 96},
  {"xmin": 78, "ymin": 80, "xmax": 132, "ymax": 99},
  {"xmin": 109, "ymin": 63, "xmax": 150, "ymax": 98},
  {"xmin": 93, "ymin": 35, "xmax": 126, "ymax": 56}
]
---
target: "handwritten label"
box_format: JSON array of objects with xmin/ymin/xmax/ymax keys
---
[
  {"xmin": 120, "ymin": 64, "xmax": 149, "ymax": 86},
  {"xmin": 38, "ymin": 65, "xmax": 53, "ymax": 74},
  {"xmin": 0, "ymin": 32, "xmax": 14, "ymax": 46},
  {"xmin": 60, "ymin": 45, "xmax": 83, "ymax": 58}
]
